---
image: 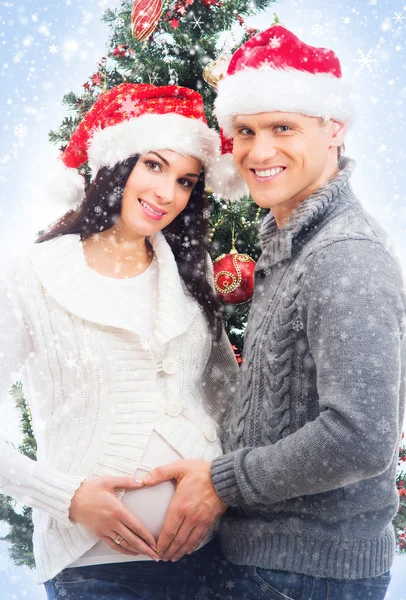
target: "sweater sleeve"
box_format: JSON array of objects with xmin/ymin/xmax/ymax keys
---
[
  {"xmin": 211, "ymin": 239, "xmax": 406, "ymax": 507},
  {"xmin": 0, "ymin": 267, "xmax": 86, "ymax": 526}
]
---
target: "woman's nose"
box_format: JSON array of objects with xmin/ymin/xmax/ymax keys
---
[{"xmin": 154, "ymin": 178, "xmax": 177, "ymax": 204}]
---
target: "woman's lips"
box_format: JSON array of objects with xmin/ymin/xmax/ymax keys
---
[{"xmin": 139, "ymin": 199, "xmax": 166, "ymax": 221}]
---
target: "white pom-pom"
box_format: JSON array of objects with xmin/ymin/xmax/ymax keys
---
[
  {"xmin": 45, "ymin": 159, "xmax": 86, "ymax": 209},
  {"xmin": 206, "ymin": 152, "xmax": 249, "ymax": 202}
]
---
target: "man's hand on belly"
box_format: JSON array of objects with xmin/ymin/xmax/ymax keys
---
[{"xmin": 141, "ymin": 459, "xmax": 228, "ymax": 561}]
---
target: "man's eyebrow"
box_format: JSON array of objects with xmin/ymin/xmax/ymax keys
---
[{"xmin": 233, "ymin": 117, "xmax": 300, "ymax": 128}]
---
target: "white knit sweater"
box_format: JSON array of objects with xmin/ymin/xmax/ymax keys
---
[{"xmin": 0, "ymin": 232, "xmax": 238, "ymax": 584}]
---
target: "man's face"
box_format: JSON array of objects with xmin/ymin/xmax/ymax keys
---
[{"xmin": 232, "ymin": 112, "xmax": 344, "ymax": 218}]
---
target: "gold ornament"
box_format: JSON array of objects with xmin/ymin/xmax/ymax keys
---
[{"xmin": 203, "ymin": 54, "xmax": 231, "ymax": 90}]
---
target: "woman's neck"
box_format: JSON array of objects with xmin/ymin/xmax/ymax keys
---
[{"xmin": 82, "ymin": 224, "xmax": 154, "ymax": 279}]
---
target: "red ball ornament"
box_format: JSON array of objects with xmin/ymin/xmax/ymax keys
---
[
  {"xmin": 131, "ymin": 0, "xmax": 163, "ymax": 42},
  {"xmin": 213, "ymin": 248, "xmax": 256, "ymax": 304}
]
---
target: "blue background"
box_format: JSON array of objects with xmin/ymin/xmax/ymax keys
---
[{"xmin": 0, "ymin": 0, "xmax": 405, "ymax": 597}]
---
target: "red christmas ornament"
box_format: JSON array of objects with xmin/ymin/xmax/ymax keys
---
[
  {"xmin": 213, "ymin": 248, "xmax": 255, "ymax": 305},
  {"xmin": 131, "ymin": 0, "xmax": 163, "ymax": 42}
]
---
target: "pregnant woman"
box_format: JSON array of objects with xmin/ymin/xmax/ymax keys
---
[{"xmin": 0, "ymin": 83, "xmax": 238, "ymax": 599}]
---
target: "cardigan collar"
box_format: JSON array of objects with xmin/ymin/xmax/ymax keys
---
[
  {"xmin": 257, "ymin": 157, "xmax": 356, "ymax": 269},
  {"xmin": 30, "ymin": 231, "xmax": 198, "ymax": 344}
]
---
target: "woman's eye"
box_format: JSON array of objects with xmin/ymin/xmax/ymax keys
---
[
  {"xmin": 178, "ymin": 178, "xmax": 193, "ymax": 189},
  {"xmin": 275, "ymin": 125, "xmax": 291, "ymax": 133},
  {"xmin": 145, "ymin": 160, "xmax": 162, "ymax": 172}
]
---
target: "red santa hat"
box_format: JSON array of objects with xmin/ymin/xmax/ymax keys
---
[
  {"xmin": 53, "ymin": 83, "xmax": 221, "ymax": 207},
  {"xmin": 213, "ymin": 24, "xmax": 352, "ymax": 201}
]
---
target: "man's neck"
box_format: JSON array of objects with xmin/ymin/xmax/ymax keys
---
[{"xmin": 274, "ymin": 160, "xmax": 340, "ymax": 229}]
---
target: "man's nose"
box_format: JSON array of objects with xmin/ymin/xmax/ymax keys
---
[{"xmin": 248, "ymin": 134, "xmax": 278, "ymax": 164}]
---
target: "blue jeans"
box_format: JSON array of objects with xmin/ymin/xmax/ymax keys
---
[{"xmin": 44, "ymin": 537, "xmax": 391, "ymax": 600}]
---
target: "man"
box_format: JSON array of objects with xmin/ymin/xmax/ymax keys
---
[{"xmin": 141, "ymin": 25, "xmax": 406, "ymax": 600}]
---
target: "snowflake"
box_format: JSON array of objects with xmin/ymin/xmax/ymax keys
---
[
  {"xmin": 392, "ymin": 11, "xmax": 405, "ymax": 24},
  {"xmin": 312, "ymin": 10, "xmax": 323, "ymax": 20},
  {"xmin": 13, "ymin": 53, "xmax": 23, "ymax": 63},
  {"xmin": 113, "ymin": 186, "xmax": 123, "ymax": 198},
  {"xmin": 225, "ymin": 580, "xmax": 235, "ymax": 589},
  {"xmin": 65, "ymin": 356, "xmax": 78, "ymax": 370},
  {"xmin": 94, "ymin": 205, "xmax": 102, "ymax": 214},
  {"xmin": 292, "ymin": 317, "xmax": 303, "ymax": 332},
  {"xmin": 311, "ymin": 24, "xmax": 323, "ymax": 36},
  {"xmin": 379, "ymin": 144, "xmax": 387, "ymax": 152},
  {"xmin": 14, "ymin": 124, "xmax": 27, "ymax": 138},
  {"xmin": 269, "ymin": 35, "xmax": 281, "ymax": 49},
  {"xmin": 115, "ymin": 17, "xmax": 125, "ymax": 27},
  {"xmin": 192, "ymin": 15, "xmax": 203, "ymax": 29},
  {"xmin": 49, "ymin": 44, "xmax": 58, "ymax": 54},
  {"xmin": 203, "ymin": 209, "xmax": 210, "ymax": 219},
  {"xmin": 343, "ymin": 17, "xmax": 351, "ymax": 24},
  {"xmin": 369, "ymin": 0, "xmax": 377, "ymax": 4},
  {"xmin": 400, "ymin": 87, "xmax": 406, "ymax": 98},
  {"xmin": 376, "ymin": 417, "xmax": 391, "ymax": 435},
  {"xmin": 353, "ymin": 49, "xmax": 378, "ymax": 74},
  {"xmin": 120, "ymin": 95, "xmax": 138, "ymax": 116}
]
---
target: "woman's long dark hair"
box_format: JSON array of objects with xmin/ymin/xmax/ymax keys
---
[{"xmin": 37, "ymin": 156, "xmax": 222, "ymax": 338}]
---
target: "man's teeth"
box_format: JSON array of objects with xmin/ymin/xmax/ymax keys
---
[
  {"xmin": 140, "ymin": 200, "xmax": 164, "ymax": 216},
  {"xmin": 254, "ymin": 167, "xmax": 284, "ymax": 178}
]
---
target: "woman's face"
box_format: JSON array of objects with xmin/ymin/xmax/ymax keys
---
[{"xmin": 119, "ymin": 149, "xmax": 202, "ymax": 237}]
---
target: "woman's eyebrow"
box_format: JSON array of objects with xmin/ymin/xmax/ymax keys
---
[
  {"xmin": 149, "ymin": 151, "xmax": 199, "ymax": 178},
  {"xmin": 149, "ymin": 151, "xmax": 170, "ymax": 166}
]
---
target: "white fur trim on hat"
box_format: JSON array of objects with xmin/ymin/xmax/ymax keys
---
[
  {"xmin": 46, "ymin": 158, "xmax": 86, "ymax": 209},
  {"xmin": 206, "ymin": 153, "xmax": 249, "ymax": 202},
  {"xmin": 87, "ymin": 113, "xmax": 220, "ymax": 178},
  {"xmin": 215, "ymin": 66, "xmax": 353, "ymax": 138}
]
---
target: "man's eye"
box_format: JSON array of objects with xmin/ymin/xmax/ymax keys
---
[
  {"xmin": 145, "ymin": 160, "xmax": 162, "ymax": 172},
  {"xmin": 275, "ymin": 125, "xmax": 291, "ymax": 133},
  {"xmin": 239, "ymin": 127, "xmax": 254, "ymax": 136}
]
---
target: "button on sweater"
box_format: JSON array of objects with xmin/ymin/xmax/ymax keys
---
[{"xmin": 211, "ymin": 157, "xmax": 406, "ymax": 580}]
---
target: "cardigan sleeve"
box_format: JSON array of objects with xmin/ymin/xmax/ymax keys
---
[
  {"xmin": 0, "ymin": 266, "xmax": 86, "ymax": 526},
  {"xmin": 201, "ymin": 327, "xmax": 239, "ymax": 426},
  {"xmin": 211, "ymin": 238, "xmax": 406, "ymax": 506},
  {"xmin": 201, "ymin": 255, "xmax": 239, "ymax": 425}
]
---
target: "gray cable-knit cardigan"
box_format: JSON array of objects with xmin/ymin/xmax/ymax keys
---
[{"xmin": 211, "ymin": 157, "xmax": 406, "ymax": 580}]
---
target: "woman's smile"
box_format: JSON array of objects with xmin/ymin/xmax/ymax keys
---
[{"xmin": 138, "ymin": 198, "xmax": 167, "ymax": 221}]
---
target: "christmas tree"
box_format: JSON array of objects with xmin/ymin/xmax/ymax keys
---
[{"xmin": 48, "ymin": 0, "xmax": 275, "ymax": 348}]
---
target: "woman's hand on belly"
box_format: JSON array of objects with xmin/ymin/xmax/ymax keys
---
[
  {"xmin": 68, "ymin": 475, "xmax": 160, "ymax": 561},
  {"xmin": 141, "ymin": 459, "xmax": 228, "ymax": 562}
]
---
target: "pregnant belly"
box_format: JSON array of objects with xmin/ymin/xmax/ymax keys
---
[{"xmin": 69, "ymin": 432, "xmax": 186, "ymax": 567}]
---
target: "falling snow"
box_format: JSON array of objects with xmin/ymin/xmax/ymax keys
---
[{"xmin": 0, "ymin": 0, "xmax": 406, "ymax": 597}]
